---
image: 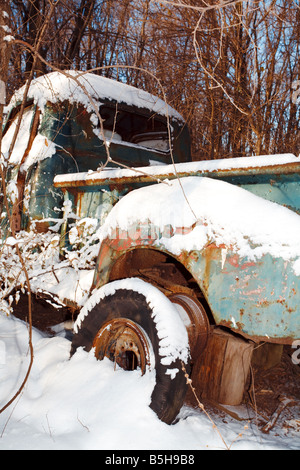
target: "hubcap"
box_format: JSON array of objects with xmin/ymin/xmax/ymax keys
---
[{"xmin": 93, "ymin": 318, "xmax": 152, "ymax": 374}]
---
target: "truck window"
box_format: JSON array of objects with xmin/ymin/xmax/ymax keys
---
[{"xmin": 95, "ymin": 105, "xmax": 170, "ymax": 154}]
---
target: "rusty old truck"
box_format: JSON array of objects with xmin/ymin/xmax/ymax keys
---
[{"xmin": 1, "ymin": 71, "xmax": 300, "ymax": 424}]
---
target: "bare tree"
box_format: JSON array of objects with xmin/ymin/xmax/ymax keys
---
[
  {"xmin": 3, "ymin": 0, "xmax": 300, "ymax": 160},
  {"xmin": 0, "ymin": 0, "xmax": 12, "ymax": 130}
]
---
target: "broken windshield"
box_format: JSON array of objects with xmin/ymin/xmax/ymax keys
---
[{"xmin": 95, "ymin": 104, "xmax": 170, "ymax": 154}]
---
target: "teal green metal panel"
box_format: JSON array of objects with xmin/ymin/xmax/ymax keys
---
[
  {"xmin": 216, "ymin": 172, "xmax": 300, "ymax": 215},
  {"xmin": 183, "ymin": 245, "xmax": 300, "ymax": 342}
]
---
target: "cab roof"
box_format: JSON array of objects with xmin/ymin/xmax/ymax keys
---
[{"xmin": 5, "ymin": 70, "xmax": 185, "ymax": 123}]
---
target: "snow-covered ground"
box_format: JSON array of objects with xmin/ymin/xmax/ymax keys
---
[{"xmin": 0, "ymin": 313, "xmax": 299, "ymax": 451}]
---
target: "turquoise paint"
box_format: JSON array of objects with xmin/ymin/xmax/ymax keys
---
[{"xmin": 186, "ymin": 247, "xmax": 300, "ymax": 341}]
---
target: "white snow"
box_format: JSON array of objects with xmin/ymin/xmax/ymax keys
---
[
  {"xmin": 0, "ymin": 313, "xmax": 299, "ymax": 450},
  {"xmin": 5, "ymin": 71, "xmax": 184, "ymax": 123},
  {"xmin": 1, "ymin": 106, "xmax": 56, "ymax": 168},
  {"xmin": 22, "ymin": 133, "xmax": 57, "ymax": 171},
  {"xmin": 99, "ymin": 176, "xmax": 300, "ymax": 275},
  {"xmin": 3, "ymin": 35, "xmax": 15, "ymax": 42},
  {"xmin": 54, "ymin": 152, "xmax": 300, "ymax": 186},
  {"xmin": 1, "ymin": 107, "xmax": 34, "ymax": 165}
]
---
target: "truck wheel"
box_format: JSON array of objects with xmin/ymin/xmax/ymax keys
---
[{"xmin": 71, "ymin": 278, "xmax": 190, "ymax": 424}]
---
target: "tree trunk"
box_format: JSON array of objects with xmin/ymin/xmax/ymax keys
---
[{"xmin": 0, "ymin": 0, "xmax": 12, "ymax": 145}]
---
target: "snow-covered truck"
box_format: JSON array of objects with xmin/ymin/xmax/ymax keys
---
[{"xmin": 1, "ymin": 72, "xmax": 300, "ymax": 424}]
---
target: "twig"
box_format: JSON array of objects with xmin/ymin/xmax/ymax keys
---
[
  {"xmin": 181, "ymin": 361, "xmax": 231, "ymax": 450},
  {"xmin": 261, "ymin": 396, "xmax": 297, "ymax": 434},
  {"xmin": 77, "ymin": 413, "xmax": 90, "ymax": 432},
  {"xmin": 51, "ymin": 266, "xmax": 59, "ymax": 284},
  {"xmin": 182, "ymin": 361, "xmax": 250, "ymax": 449},
  {"xmin": 0, "ymin": 391, "xmax": 23, "ymax": 438},
  {"xmin": 151, "ymin": 0, "xmax": 247, "ymax": 13},
  {"xmin": 46, "ymin": 413, "xmax": 55, "ymax": 442}
]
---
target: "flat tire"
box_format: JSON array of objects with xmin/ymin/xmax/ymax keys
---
[{"xmin": 71, "ymin": 278, "xmax": 190, "ymax": 424}]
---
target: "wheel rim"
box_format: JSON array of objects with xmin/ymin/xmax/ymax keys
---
[
  {"xmin": 169, "ymin": 293, "xmax": 210, "ymax": 356},
  {"xmin": 93, "ymin": 318, "xmax": 152, "ymax": 374}
]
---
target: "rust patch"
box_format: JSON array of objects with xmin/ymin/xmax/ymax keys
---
[
  {"xmin": 219, "ymin": 319, "xmax": 297, "ymax": 345},
  {"xmin": 93, "ymin": 318, "xmax": 151, "ymax": 374}
]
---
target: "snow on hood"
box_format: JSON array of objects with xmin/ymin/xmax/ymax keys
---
[
  {"xmin": 99, "ymin": 176, "xmax": 300, "ymax": 274},
  {"xmin": 6, "ymin": 71, "xmax": 184, "ymax": 122}
]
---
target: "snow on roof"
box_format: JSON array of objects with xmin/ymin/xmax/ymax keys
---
[
  {"xmin": 6, "ymin": 70, "xmax": 184, "ymax": 122},
  {"xmin": 53, "ymin": 153, "xmax": 300, "ymax": 187}
]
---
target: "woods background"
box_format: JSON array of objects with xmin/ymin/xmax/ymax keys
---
[{"xmin": 1, "ymin": 0, "xmax": 300, "ymax": 161}]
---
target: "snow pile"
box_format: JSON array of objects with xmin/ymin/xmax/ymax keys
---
[
  {"xmin": 1, "ymin": 107, "xmax": 33, "ymax": 165},
  {"xmin": 75, "ymin": 277, "xmax": 190, "ymax": 369},
  {"xmin": 100, "ymin": 176, "xmax": 300, "ymax": 275},
  {"xmin": 0, "ymin": 230, "xmax": 95, "ymax": 312},
  {"xmin": 6, "ymin": 71, "xmax": 183, "ymax": 123},
  {"xmin": 1, "ymin": 106, "xmax": 56, "ymax": 169},
  {"xmin": 22, "ymin": 133, "xmax": 56, "ymax": 171},
  {"xmin": 0, "ymin": 313, "xmax": 299, "ymax": 450}
]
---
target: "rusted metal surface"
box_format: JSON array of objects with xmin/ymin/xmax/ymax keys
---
[
  {"xmin": 93, "ymin": 318, "xmax": 152, "ymax": 373},
  {"xmin": 54, "ymin": 160, "xmax": 300, "ymax": 189},
  {"xmin": 169, "ymin": 293, "xmax": 210, "ymax": 356},
  {"xmin": 181, "ymin": 244, "xmax": 300, "ymax": 344}
]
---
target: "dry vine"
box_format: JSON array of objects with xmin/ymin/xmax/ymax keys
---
[{"xmin": 181, "ymin": 361, "xmax": 248, "ymax": 450}]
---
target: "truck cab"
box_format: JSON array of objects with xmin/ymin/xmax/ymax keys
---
[{"xmin": 1, "ymin": 71, "xmax": 190, "ymax": 234}]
